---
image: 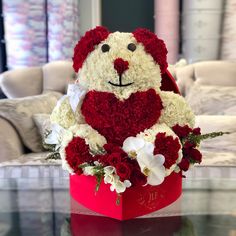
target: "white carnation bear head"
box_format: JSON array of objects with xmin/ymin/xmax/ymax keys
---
[{"xmin": 73, "ymin": 26, "xmax": 169, "ymax": 100}]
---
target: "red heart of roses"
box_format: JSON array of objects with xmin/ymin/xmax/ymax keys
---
[{"xmin": 81, "ymin": 89, "xmax": 163, "ymax": 146}]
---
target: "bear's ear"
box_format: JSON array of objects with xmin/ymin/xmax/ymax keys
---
[
  {"xmin": 73, "ymin": 26, "xmax": 110, "ymax": 72},
  {"xmin": 132, "ymin": 28, "xmax": 168, "ymax": 74}
]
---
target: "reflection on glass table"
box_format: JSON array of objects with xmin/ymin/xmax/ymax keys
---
[{"xmin": 0, "ymin": 166, "xmax": 236, "ymax": 236}]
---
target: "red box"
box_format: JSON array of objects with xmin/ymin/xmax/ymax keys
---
[{"xmin": 70, "ymin": 172, "xmax": 182, "ymax": 220}]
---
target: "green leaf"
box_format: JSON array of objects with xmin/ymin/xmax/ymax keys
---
[
  {"xmin": 45, "ymin": 152, "xmax": 61, "ymax": 160},
  {"xmin": 95, "ymin": 175, "xmax": 103, "ymax": 192},
  {"xmin": 183, "ymin": 131, "xmax": 230, "ymax": 146},
  {"xmin": 78, "ymin": 163, "xmax": 90, "ymax": 169}
]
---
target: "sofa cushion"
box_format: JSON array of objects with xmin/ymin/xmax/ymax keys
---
[
  {"xmin": 0, "ymin": 67, "xmax": 43, "ymax": 98},
  {"xmin": 176, "ymin": 61, "xmax": 236, "ymax": 96},
  {"xmin": 194, "ymin": 61, "xmax": 236, "ymax": 87},
  {"xmin": 195, "ymin": 115, "xmax": 236, "ymax": 153},
  {"xmin": 186, "ymin": 84, "xmax": 236, "ymax": 115},
  {"xmin": 0, "ymin": 92, "xmax": 62, "ymax": 152},
  {"xmin": 43, "ymin": 61, "xmax": 76, "ymax": 94},
  {"xmin": 0, "ymin": 118, "xmax": 24, "ymax": 162}
]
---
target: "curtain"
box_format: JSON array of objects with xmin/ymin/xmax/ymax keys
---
[
  {"xmin": 47, "ymin": 0, "xmax": 80, "ymax": 61},
  {"xmin": 154, "ymin": 0, "xmax": 180, "ymax": 64},
  {"xmin": 3, "ymin": 0, "xmax": 80, "ymax": 69},
  {"xmin": 3, "ymin": 1, "xmax": 47, "ymax": 68},
  {"xmin": 182, "ymin": 0, "xmax": 224, "ymax": 63},
  {"xmin": 220, "ymin": 0, "xmax": 236, "ymax": 60}
]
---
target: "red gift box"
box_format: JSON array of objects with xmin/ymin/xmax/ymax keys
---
[{"xmin": 70, "ymin": 172, "xmax": 182, "ymax": 220}]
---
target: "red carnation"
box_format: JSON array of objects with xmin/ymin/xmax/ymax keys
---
[
  {"xmin": 73, "ymin": 26, "xmax": 110, "ymax": 72},
  {"xmin": 116, "ymin": 162, "xmax": 131, "ymax": 181},
  {"xmin": 65, "ymin": 137, "xmax": 92, "ymax": 174},
  {"xmin": 130, "ymin": 168, "xmax": 147, "ymax": 186},
  {"xmin": 81, "ymin": 89, "xmax": 163, "ymax": 146},
  {"xmin": 132, "ymin": 28, "xmax": 168, "ymax": 74},
  {"xmin": 114, "ymin": 58, "xmax": 129, "ymax": 76},
  {"xmin": 154, "ymin": 132, "xmax": 181, "ymax": 169},
  {"xmin": 172, "ymin": 124, "xmax": 192, "ymax": 139},
  {"xmin": 178, "ymin": 158, "xmax": 190, "ymax": 171}
]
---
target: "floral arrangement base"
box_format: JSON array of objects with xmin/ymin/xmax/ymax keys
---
[{"xmin": 70, "ymin": 172, "xmax": 182, "ymax": 220}]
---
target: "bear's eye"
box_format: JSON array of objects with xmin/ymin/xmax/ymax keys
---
[
  {"xmin": 127, "ymin": 43, "xmax": 136, "ymax": 52},
  {"xmin": 101, "ymin": 44, "xmax": 110, "ymax": 53}
]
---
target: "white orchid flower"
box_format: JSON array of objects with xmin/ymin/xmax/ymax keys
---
[
  {"xmin": 104, "ymin": 166, "xmax": 116, "ymax": 175},
  {"xmin": 123, "ymin": 136, "xmax": 166, "ymax": 185},
  {"xmin": 137, "ymin": 146, "xmax": 166, "ymax": 186},
  {"xmin": 110, "ymin": 179, "xmax": 132, "ymax": 194},
  {"xmin": 104, "ymin": 166, "xmax": 116, "ymax": 184},
  {"xmin": 110, "ymin": 175, "xmax": 132, "ymax": 193},
  {"xmin": 123, "ymin": 137, "xmax": 145, "ymax": 158},
  {"xmin": 104, "ymin": 166, "xmax": 131, "ymax": 193}
]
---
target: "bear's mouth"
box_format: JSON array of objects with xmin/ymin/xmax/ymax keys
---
[{"xmin": 108, "ymin": 75, "xmax": 133, "ymax": 87}]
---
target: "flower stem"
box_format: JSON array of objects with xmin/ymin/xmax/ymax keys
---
[
  {"xmin": 116, "ymin": 194, "xmax": 121, "ymax": 205},
  {"xmin": 184, "ymin": 131, "xmax": 230, "ymax": 145}
]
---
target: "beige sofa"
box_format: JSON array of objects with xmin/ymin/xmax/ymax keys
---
[
  {"xmin": 0, "ymin": 61, "xmax": 75, "ymax": 163},
  {"xmin": 0, "ymin": 60, "xmax": 235, "ymax": 177}
]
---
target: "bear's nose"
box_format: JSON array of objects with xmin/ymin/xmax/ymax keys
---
[{"xmin": 114, "ymin": 58, "xmax": 129, "ymax": 76}]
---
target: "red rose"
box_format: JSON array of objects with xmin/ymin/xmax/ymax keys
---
[
  {"xmin": 184, "ymin": 141, "xmax": 196, "ymax": 149},
  {"xmin": 96, "ymin": 154, "xmax": 110, "ymax": 166},
  {"xmin": 104, "ymin": 143, "xmax": 120, "ymax": 153},
  {"xmin": 172, "ymin": 124, "xmax": 192, "ymax": 139},
  {"xmin": 178, "ymin": 158, "xmax": 190, "ymax": 171},
  {"xmin": 154, "ymin": 132, "xmax": 181, "ymax": 169},
  {"xmin": 107, "ymin": 152, "xmax": 122, "ymax": 167},
  {"xmin": 65, "ymin": 137, "xmax": 92, "ymax": 174},
  {"xmin": 130, "ymin": 168, "xmax": 147, "ymax": 186},
  {"xmin": 192, "ymin": 127, "xmax": 201, "ymax": 135},
  {"xmin": 116, "ymin": 162, "xmax": 131, "ymax": 181},
  {"xmin": 103, "ymin": 143, "xmax": 127, "ymax": 158},
  {"xmin": 189, "ymin": 148, "xmax": 202, "ymax": 163}
]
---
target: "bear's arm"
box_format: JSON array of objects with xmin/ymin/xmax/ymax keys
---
[
  {"xmin": 159, "ymin": 91, "xmax": 195, "ymax": 128},
  {"xmin": 50, "ymin": 96, "xmax": 85, "ymax": 129}
]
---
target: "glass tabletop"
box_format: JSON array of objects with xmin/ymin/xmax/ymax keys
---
[{"xmin": 0, "ymin": 166, "xmax": 236, "ymax": 236}]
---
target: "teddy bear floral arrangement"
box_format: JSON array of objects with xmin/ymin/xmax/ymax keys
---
[{"xmin": 44, "ymin": 26, "xmax": 225, "ymax": 219}]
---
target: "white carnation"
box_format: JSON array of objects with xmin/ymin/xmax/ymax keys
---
[
  {"xmin": 50, "ymin": 97, "xmax": 76, "ymax": 129},
  {"xmin": 159, "ymin": 91, "xmax": 195, "ymax": 128},
  {"xmin": 69, "ymin": 124, "xmax": 107, "ymax": 151},
  {"xmin": 138, "ymin": 123, "xmax": 177, "ymax": 143}
]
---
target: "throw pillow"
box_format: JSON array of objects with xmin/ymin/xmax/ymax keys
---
[
  {"xmin": 32, "ymin": 114, "xmax": 51, "ymax": 141},
  {"xmin": 185, "ymin": 84, "xmax": 236, "ymax": 115},
  {"xmin": 0, "ymin": 92, "xmax": 62, "ymax": 152}
]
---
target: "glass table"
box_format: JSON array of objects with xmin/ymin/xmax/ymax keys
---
[{"xmin": 0, "ymin": 166, "xmax": 236, "ymax": 236}]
